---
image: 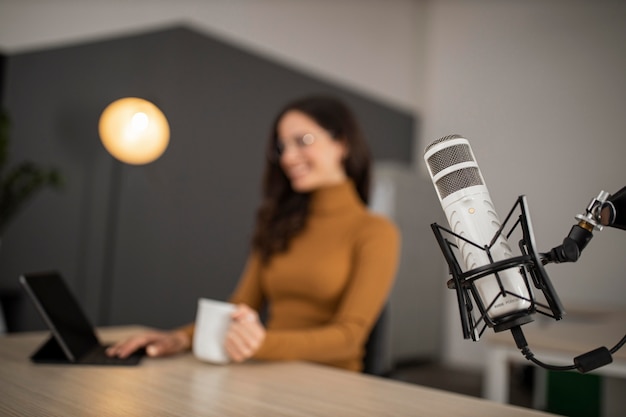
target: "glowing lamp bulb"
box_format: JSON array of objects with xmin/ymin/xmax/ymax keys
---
[{"xmin": 98, "ymin": 97, "xmax": 170, "ymax": 165}]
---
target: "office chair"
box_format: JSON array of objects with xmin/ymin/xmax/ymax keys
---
[
  {"xmin": 0, "ymin": 302, "xmax": 5, "ymax": 334},
  {"xmin": 362, "ymin": 304, "xmax": 391, "ymax": 376}
]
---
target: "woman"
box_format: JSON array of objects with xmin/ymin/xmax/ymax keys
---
[{"xmin": 107, "ymin": 95, "xmax": 400, "ymax": 372}]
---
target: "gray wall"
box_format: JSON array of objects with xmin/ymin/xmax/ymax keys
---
[{"xmin": 0, "ymin": 27, "xmax": 414, "ymax": 333}]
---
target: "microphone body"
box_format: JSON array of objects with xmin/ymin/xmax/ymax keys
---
[{"xmin": 424, "ymin": 135, "xmax": 531, "ymax": 321}]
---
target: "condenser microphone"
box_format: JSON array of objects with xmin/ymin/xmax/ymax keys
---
[{"xmin": 424, "ymin": 134, "xmax": 531, "ymax": 322}]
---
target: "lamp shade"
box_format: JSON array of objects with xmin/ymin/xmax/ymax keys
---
[{"xmin": 98, "ymin": 97, "xmax": 170, "ymax": 165}]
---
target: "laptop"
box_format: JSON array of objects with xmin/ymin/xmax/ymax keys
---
[{"xmin": 19, "ymin": 271, "xmax": 144, "ymax": 366}]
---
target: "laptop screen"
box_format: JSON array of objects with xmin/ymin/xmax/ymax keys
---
[{"xmin": 20, "ymin": 272, "xmax": 100, "ymax": 361}]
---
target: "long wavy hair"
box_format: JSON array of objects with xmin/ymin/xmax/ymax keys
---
[{"xmin": 252, "ymin": 95, "xmax": 372, "ymax": 263}]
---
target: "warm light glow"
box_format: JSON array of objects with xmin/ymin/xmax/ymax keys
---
[{"xmin": 98, "ymin": 97, "xmax": 170, "ymax": 165}]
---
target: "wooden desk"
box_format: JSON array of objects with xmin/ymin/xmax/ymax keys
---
[
  {"xmin": 483, "ymin": 310, "xmax": 626, "ymax": 404},
  {"xmin": 0, "ymin": 326, "xmax": 557, "ymax": 417}
]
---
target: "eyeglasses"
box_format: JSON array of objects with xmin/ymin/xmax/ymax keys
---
[
  {"xmin": 269, "ymin": 133, "xmax": 317, "ymax": 162},
  {"xmin": 277, "ymin": 133, "xmax": 316, "ymax": 154}
]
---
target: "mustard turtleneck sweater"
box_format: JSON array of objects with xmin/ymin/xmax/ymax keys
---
[{"xmin": 187, "ymin": 181, "xmax": 400, "ymax": 371}]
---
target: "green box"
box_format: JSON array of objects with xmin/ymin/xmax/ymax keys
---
[{"xmin": 546, "ymin": 371, "xmax": 601, "ymax": 417}]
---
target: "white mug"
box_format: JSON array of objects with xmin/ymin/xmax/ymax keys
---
[{"xmin": 192, "ymin": 298, "xmax": 236, "ymax": 364}]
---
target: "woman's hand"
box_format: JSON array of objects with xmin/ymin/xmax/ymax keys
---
[
  {"xmin": 225, "ymin": 304, "xmax": 266, "ymax": 362},
  {"xmin": 106, "ymin": 329, "xmax": 191, "ymax": 358}
]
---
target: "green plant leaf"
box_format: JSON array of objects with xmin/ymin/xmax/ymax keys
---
[{"xmin": 0, "ymin": 108, "xmax": 63, "ymax": 234}]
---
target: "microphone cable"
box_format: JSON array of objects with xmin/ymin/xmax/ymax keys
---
[{"xmin": 509, "ymin": 325, "xmax": 626, "ymax": 373}]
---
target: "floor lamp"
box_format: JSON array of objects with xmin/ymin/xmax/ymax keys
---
[{"xmin": 97, "ymin": 97, "xmax": 170, "ymax": 324}]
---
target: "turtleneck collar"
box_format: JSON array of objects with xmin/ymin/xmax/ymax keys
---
[{"xmin": 308, "ymin": 180, "xmax": 365, "ymax": 216}]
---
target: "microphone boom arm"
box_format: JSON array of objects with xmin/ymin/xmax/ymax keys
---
[{"xmin": 541, "ymin": 190, "xmax": 609, "ymax": 264}]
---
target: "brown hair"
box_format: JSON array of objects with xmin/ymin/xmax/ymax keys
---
[{"xmin": 252, "ymin": 95, "xmax": 372, "ymax": 262}]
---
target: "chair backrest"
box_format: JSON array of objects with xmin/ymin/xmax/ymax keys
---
[
  {"xmin": 0, "ymin": 302, "xmax": 6, "ymax": 334},
  {"xmin": 362, "ymin": 304, "xmax": 391, "ymax": 376}
]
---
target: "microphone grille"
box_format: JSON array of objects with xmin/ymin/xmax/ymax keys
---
[
  {"xmin": 424, "ymin": 134, "xmax": 475, "ymax": 175},
  {"xmin": 436, "ymin": 167, "xmax": 483, "ymax": 199},
  {"xmin": 424, "ymin": 134, "xmax": 484, "ymax": 199}
]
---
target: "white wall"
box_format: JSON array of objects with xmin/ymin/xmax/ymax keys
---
[
  {"xmin": 423, "ymin": 0, "xmax": 626, "ymax": 368},
  {"xmin": 2, "ymin": 0, "xmax": 625, "ymax": 370}
]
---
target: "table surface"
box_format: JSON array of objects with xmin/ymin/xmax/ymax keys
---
[{"xmin": 0, "ymin": 326, "xmax": 558, "ymax": 417}]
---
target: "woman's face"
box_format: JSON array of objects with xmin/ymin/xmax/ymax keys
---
[{"xmin": 276, "ymin": 110, "xmax": 348, "ymax": 193}]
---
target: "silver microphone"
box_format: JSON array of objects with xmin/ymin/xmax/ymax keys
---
[{"xmin": 424, "ymin": 134, "xmax": 531, "ymax": 320}]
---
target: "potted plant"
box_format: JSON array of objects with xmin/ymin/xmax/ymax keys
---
[{"xmin": 0, "ymin": 108, "xmax": 63, "ymax": 235}]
